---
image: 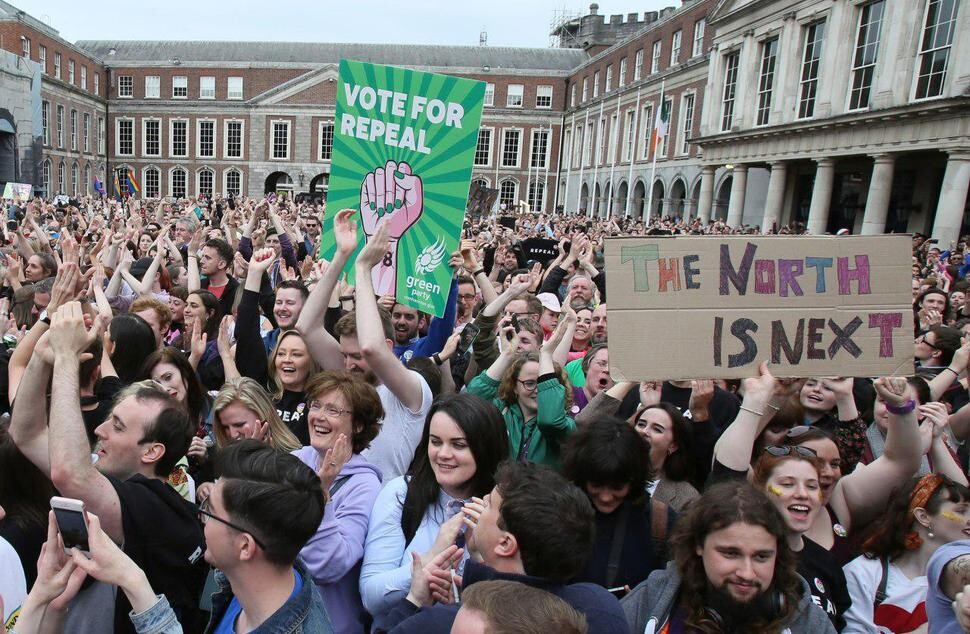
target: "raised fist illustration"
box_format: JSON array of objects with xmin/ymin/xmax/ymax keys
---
[{"xmin": 360, "ymin": 160, "xmax": 423, "ymax": 240}]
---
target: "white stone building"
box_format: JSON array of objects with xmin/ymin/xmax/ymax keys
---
[{"xmin": 694, "ymin": 0, "xmax": 970, "ymax": 240}]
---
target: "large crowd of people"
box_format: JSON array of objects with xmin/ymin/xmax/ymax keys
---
[{"xmin": 1, "ymin": 191, "xmax": 970, "ymax": 633}]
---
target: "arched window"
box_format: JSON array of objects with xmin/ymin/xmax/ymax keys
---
[
  {"xmin": 71, "ymin": 162, "xmax": 79, "ymax": 196},
  {"xmin": 198, "ymin": 168, "xmax": 214, "ymax": 198},
  {"xmin": 224, "ymin": 169, "xmax": 241, "ymax": 197},
  {"xmin": 170, "ymin": 168, "xmax": 187, "ymax": 199},
  {"xmin": 527, "ymin": 181, "xmax": 545, "ymax": 212},
  {"xmin": 84, "ymin": 165, "xmax": 91, "ymax": 195},
  {"xmin": 57, "ymin": 161, "xmax": 65, "ymax": 194},
  {"xmin": 42, "ymin": 160, "xmax": 51, "ymax": 195},
  {"xmin": 499, "ymin": 179, "xmax": 517, "ymax": 209},
  {"xmin": 144, "ymin": 167, "xmax": 160, "ymax": 199}
]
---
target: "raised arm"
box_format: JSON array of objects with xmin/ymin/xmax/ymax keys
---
[
  {"xmin": 186, "ymin": 226, "xmax": 204, "ymax": 292},
  {"xmin": 711, "ymin": 361, "xmax": 778, "ymax": 473},
  {"xmin": 296, "ymin": 209, "xmax": 357, "ymax": 371},
  {"xmin": 354, "ymin": 222, "xmax": 424, "ymax": 412},
  {"xmin": 460, "ymin": 240, "xmax": 497, "ymax": 306},
  {"xmin": 831, "ymin": 376, "xmax": 923, "ymax": 531},
  {"xmin": 46, "ymin": 302, "xmax": 124, "ymax": 543}
]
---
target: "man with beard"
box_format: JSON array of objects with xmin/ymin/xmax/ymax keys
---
[
  {"xmin": 620, "ymin": 481, "xmax": 835, "ymax": 633},
  {"xmin": 390, "ymin": 273, "xmax": 459, "ymax": 363}
]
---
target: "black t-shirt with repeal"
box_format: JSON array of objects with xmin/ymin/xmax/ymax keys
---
[
  {"xmin": 276, "ymin": 389, "xmax": 309, "ymax": 446},
  {"xmin": 797, "ymin": 537, "xmax": 850, "ymax": 632},
  {"xmin": 107, "ymin": 473, "xmax": 207, "ymax": 633}
]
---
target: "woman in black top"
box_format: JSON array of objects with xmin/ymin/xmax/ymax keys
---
[
  {"xmin": 233, "ymin": 248, "xmax": 321, "ymax": 444},
  {"xmin": 561, "ymin": 416, "xmax": 674, "ymax": 594}
]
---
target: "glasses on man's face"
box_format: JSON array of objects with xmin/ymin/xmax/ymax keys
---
[
  {"xmin": 764, "ymin": 445, "xmax": 818, "ymax": 458},
  {"xmin": 197, "ymin": 497, "xmax": 266, "ymax": 549},
  {"xmin": 458, "ymin": 293, "xmax": 477, "ymax": 301},
  {"xmin": 917, "ymin": 334, "xmax": 941, "ymax": 350},
  {"xmin": 517, "ymin": 379, "xmax": 538, "ymax": 392}
]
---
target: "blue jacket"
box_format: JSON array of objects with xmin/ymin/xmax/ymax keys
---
[
  {"xmin": 205, "ymin": 562, "xmax": 334, "ymax": 634},
  {"xmin": 394, "ymin": 277, "xmax": 458, "ymax": 362},
  {"xmin": 372, "ymin": 561, "xmax": 630, "ymax": 633}
]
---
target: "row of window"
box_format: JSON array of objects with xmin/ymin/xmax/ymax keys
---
[
  {"xmin": 40, "ymin": 159, "xmax": 97, "ymax": 196},
  {"xmin": 117, "ymin": 75, "xmax": 244, "ymax": 100},
  {"xmin": 719, "ymin": 0, "xmax": 956, "ymax": 131},
  {"xmin": 472, "ymin": 177, "xmax": 548, "ymax": 213},
  {"xmin": 482, "ymin": 84, "xmax": 553, "ymax": 109},
  {"xmin": 571, "ymin": 18, "xmax": 706, "ymax": 108},
  {"xmin": 41, "ymin": 101, "xmax": 104, "ymax": 154},
  {"xmin": 109, "ymin": 166, "xmax": 243, "ymax": 199},
  {"xmin": 563, "ymin": 92, "xmax": 696, "ymax": 169},
  {"xmin": 473, "ymin": 128, "xmax": 552, "ymax": 169},
  {"xmin": 21, "ymin": 36, "xmax": 100, "ymax": 95},
  {"xmin": 113, "ymin": 118, "xmax": 336, "ymax": 162}
]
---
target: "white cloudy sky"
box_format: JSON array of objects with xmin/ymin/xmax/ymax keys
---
[{"xmin": 13, "ymin": 0, "xmax": 679, "ymax": 48}]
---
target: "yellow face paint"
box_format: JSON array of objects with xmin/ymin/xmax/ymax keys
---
[
  {"xmin": 941, "ymin": 510, "xmax": 966, "ymax": 523},
  {"xmin": 767, "ymin": 485, "xmax": 783, "ymax": 497}
]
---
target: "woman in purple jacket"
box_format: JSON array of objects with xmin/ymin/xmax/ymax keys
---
[{"xmin": 292, "ymin": 370, "xmax": 385, "ymax": 633}]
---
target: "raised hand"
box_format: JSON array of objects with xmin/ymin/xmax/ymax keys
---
[
  {"xmin": 248, "ymin": 247, "xmax": 276, "ymax": 275},
  {"xmin": 333, "ymin": 208, "xmax": 359, "ymax": 257},
  {"xmin": 317, "ymin": 433, "xmax": 352, "ymax": 497},
  {"xmin": 874, "ymin": 376, "xmax": 909, "ymax": 408},
  {"xmin": 639, "ymin": 381, "xmax": 662, "ymax": 408}
]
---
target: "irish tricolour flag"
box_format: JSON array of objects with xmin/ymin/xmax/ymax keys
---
[{"xmin": 651, "ymin": 83, "xmax": 670, "ymax": 155}]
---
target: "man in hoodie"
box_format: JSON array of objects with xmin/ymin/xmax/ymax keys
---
[
  {"xmin": 372, "ymin": 461, "xmax": 629, "ymax": 633},
  {"xmin": 620, "ymin": 481, "xmax": 836, "ymax": 634}
]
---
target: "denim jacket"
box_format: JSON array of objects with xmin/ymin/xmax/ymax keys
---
[{"xmin": 205, "ymin": 562, "xmax": 334, "ymax": 634}]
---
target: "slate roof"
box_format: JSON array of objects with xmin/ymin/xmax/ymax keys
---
[{"xmin": 76, "ymin": 40, "xmax": 588, "ymax": 71}]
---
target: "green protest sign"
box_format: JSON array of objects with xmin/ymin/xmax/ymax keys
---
[{"xmin": 319, "ymin": 59, "xmax": 485, "ymax": 318}]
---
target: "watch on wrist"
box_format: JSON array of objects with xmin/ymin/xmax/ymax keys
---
[{"xmin": 39, "ymin": 309, "xmax": 50, "ymax": 325}]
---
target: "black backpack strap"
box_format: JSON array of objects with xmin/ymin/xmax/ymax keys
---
[{"xmin": 874, "ymin": 556, "xmax": 890, "ymax": 607}]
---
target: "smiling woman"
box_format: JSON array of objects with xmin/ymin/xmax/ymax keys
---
[{"xmin": 360, "ymin": 393, "xmax": 507, "ymax": 621}]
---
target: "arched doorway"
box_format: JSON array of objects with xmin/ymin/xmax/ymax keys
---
[
  {"xmin": 669, "ymin": 178, "xmax": 687, "ymax": 218},
  {"xmin": 616, "ymin": 181, "xmax": 629, "ymax": 216},
  {"xmin": 580, "ymin": 182, "xmax": 589, "ymax": 214},
  {"xmin": 309, "ymin": 173, "xmax": 329, "ymax": 193},
  {"xmin": 593, "ymin": 182, "xmax": 602, "ymax": 217},
  {"xmin": 650, "ymin": 180, "xmax": 665, "ymax": 218},
  {"xmin": 690, "ymin": 180, "xmax": 702, "ymax": 219},
  {"xmin": 265, "ymin": 171, "xmax": 293, "ymax": 195},
  {"xmin": 633, "ymin": 180, "xmax": 646, "ymax": 218},
  {"xmin": 714, "ymin": 176, "xmax": 732, "ymax": 221}
]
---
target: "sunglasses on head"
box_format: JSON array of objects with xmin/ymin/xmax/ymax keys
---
[
  {"xmin": 764, "ymin": 445, "xmax": 818, "ymax": 458},
  {"xmin": 785, "ymin": 425, "xmax": 812, "ymax": 439}
]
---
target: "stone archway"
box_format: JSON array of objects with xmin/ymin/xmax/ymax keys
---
[
  {"xmin": 580, "ymin": 182, "xmax": 590, "ymax": 214},
  {"xmin": 308, "ymin": 173, "xmax": 329, "ymax": 193},
  {"xmin": 714, "ymin": 176, "xmax": 733, "ymax": 221},
  {"xmin": 633, "ymin": 180, "xmax": 646, "ymax": 218},
  {"xmin": 650, "ymin": 180, "xmax": 665, "ymax": 218},
  {"xmin": 616, "ymin": 181, "xmax": 629, "ymax": 216},
  {"xmin": 669, "ymin": 178, "xmax": 687, "ymax": 218},
  {"xmin": 265, "ymin": 171, "xmax": 293, "ymax": 194}
]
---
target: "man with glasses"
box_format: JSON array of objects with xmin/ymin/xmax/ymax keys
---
[
  {"xmin": 202, "ymin": 440, "xmax": 333, "ymax": 633},
  {"xmin": 8, "ymin": 301, "xmax": 207, "ymax": 633},
  {"xmin": 915, "ymin": 325, "xmax": 962, "ymax": 376}
]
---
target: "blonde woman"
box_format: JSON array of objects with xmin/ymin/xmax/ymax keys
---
[{"xmin": 194, "ymin": 377, "xmax": 301, "ymax": 503}]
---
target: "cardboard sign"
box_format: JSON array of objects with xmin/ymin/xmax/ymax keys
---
[
  {"xmin": 466, "ymin": 181, "xmax": 498, "ymax": 218},
  {"xmin": 605, "ymin": 235, "xmax": 914, "ymax": 380},
  {"xmin": 320, "ymin": 59, "xmax": 485, "ymax": 318},
  {"xmin": 2, "ymin": 182, "xmax": 32, "ymax": 201}
]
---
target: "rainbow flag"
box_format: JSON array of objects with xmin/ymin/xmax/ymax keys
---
[
  {"xmin": 113, "ymin": 173, "xmax": 122, "ymax": 197},
  {"xmin": 93, "ymin": 177, "xmax": 105, "ymax": 196},
  {"xmin": 127, "ymin": 169, "xmax": 140, "ymax": 194}
]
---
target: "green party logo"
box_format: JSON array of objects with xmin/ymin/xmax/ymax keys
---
[{"xmin": 320, "ymin": 60, "xmax": 486, "ymax": 318}]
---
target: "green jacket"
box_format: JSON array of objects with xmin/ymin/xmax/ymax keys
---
[{"xmin": 466, "ymin": 371, "xmax": 576, "ymax": 469}]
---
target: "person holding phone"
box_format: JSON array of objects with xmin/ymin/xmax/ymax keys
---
[{"xmin": 7, "ymin": 302, "xmax": 207, "ymax": 633}]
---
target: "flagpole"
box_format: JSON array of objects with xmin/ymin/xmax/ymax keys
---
[
  {"xmin": 576, "ymin": 109, "xmax": 589, "ymax": 216},
  {"xmin": 625, "ymin": 88, "xmax": 641, "ymax": 217},
  {"xmin": 646, "ymin": 79, "xmax": 664, "ymax": 222},
  {"xmin": 544, "ymin": 125, "xmax": 552, "ymax": 214},
  {"xmin": 526, "ymin": 129, "xmax": 533, "ymax": 213}
]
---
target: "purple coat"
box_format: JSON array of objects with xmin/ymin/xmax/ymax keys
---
[{"xmin": 292, "ymin": 448, "xmax": 382, "ymax": 633}]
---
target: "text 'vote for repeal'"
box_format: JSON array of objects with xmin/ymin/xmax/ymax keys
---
[{"xmin": 604, "ymin": 235, "xmax": 914, "ymax": 380}]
